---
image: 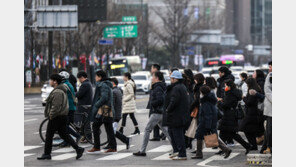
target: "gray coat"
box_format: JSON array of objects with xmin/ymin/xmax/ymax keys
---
[
  {"xmin": 113, "ymin": 86, "xmax": 123, "ymax": 121},
  {"xmin": 264, "ymin": 72, "xmax": 272, "ymax": 117},
  {"xmin": 44, "ymin": 84, "xmax": 69, "ymax": 120}
]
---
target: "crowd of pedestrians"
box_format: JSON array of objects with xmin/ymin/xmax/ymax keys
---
[{"xmin": 37, "ymin": 61, "xmax": 272, "ymax": 161}]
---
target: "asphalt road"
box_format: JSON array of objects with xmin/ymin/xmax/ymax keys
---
[{"xmin": 24, "ymin": 93, "xmax": 267, "ymax": 167}]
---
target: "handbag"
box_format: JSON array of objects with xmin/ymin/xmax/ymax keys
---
[
  {"xmin": 204, "ymin": 132, "xmax": 219, "ymax": 148},
  {"xmin": 191, "ymin": 107, "xmax": 199, "ymax": 118},
  {"xmin": 96, "ymin": 105, "xmax": 113, "ymax": 119},
  {"xmin": 185, "ymin": 118, "xmax": 198, "ymax": 138}
]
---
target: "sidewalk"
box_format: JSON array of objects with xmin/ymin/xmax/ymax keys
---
[{"xmin": 24, "ymin": 87, "xmax": 42, "ymax": 94}]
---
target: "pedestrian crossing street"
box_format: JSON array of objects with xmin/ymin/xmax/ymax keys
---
[{"xmin": 24, "ymin": 143, "xmax": 245, "ymax": 163}]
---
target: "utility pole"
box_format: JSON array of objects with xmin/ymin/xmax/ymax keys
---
[{"xmin": 48, "ymin": 0, "xmax": 53, "ymax": 75}]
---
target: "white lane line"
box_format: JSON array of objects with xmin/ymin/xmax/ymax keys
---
[
  {"xmin": 24, "ymin": 153, "xmax": 35, "ymax": 157},
  {"xmin": 53, "ymin": 144, "xmax": 91, "ymax": 153},
  {"xmin": 24, "ymin": 104, "xmax": 42, "ymax": 107},
  {"xmin": 203, "ymin": 148, "xmax": 221, "ymax": 152},
  {"xmin": 147, "ymin": 145, "xmax": 172, "ymax": 152},
  {"xmin": 96, "ymin": 153, "xmax": 132, "ymax": 160},
  {"xmin": 196, "ymin": 153, "xmax": 240, "ymax": 167},
  {"xmin": 127, "ymin": 132, "xmax": 144, "ymax": 138},
  {"xmin": 136, "ymin": 109, "xmax": 149, "ymax": 113},
  {"xmin": 24, "ymin": 146, "xmax": 42, "ymax": 151},
  {"xmin": 52, "ymin": 153, "xmax": 76, "ymax": 160},
  {"xmin": 152, "ymin": 153, "xmax": 171, "ymax": 160},
  {"xmin": 24, "ymin": 107, "xmax": 44, "ymax": 110},
  {"xmin": 24, "ymin": 118, "xmax": 38, "ymax": 123},
  {"xmin": 33, "ymin": 130, "xmax": 46, "ymax": 135}
]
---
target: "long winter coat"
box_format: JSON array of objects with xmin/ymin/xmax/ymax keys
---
[
  {"xmin": 113, "ymin": 86, "xmax": 123, "ymax": 121},
  {"xmin": 217, "ymin": 88, "xmax": 242, "ymax": 132},
  {"xmin": 264, "ymin": 72, "xmax": 272, "ymax": 117},
  {"xmin": 163, "ymin": 84, "xmax": 174, "ymax": 126},
  {"xmin": 166, "ymin": 81, "xmax": 190, "ymax": 128},
  {"xmin": 239, "ymin": 93, "xmax": 264, "ymax": 133},
  {"xmin": 196, "ymin": 93, "xmax": 218, "ymax": 140},
  {"xmin": 122, "ymin": 80, "xmax": 136, "ymax": 114}
]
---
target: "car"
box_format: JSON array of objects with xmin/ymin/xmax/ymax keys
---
[
  {"xmin": 160, "ymin": 69, "xmax": 170, "ymax": 76},
  {"xmin": 244, "ymin": 66, "xmax": 256, "ymax": 77},
  {"xmin": 164, "ymin": 75, "xmax": 171, "ymax": 86},
  {"xmin": 41, "ymin": 82, "xmax": 54, "ymax": 106},
  {"xmin": 230, "ymin": 66, "xmax": 244, "ymax": 72},
  {"xmin": 201, "ymin": 67, "xmax": 213, "ymax": 78},
  {"xmin": 132, "ymin": 73, "xmax": 151, "ymax": 94}
]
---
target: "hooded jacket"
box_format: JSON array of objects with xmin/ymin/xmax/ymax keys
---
[
  {"xmin": 122, "ymin": 80, "xmax": 136, "ymax": 114},
  {"xmin": 217, "ymin": 73, "xmax": 235, "ymax": 98},
  {"xmin": 44, "ymin": 84, "xmax": 69, "ymax": 120},
  {"xmin": 217, "ymin": 88, "xmax": 242, "ymax": 132},
  {"xmin": 62, "ymin": 80, "xmax": 76, "ymax": 111},
  {"xmin": 166, "ymin": 81, "xmax": 190, "ymax": 128},
  {"xmin": 196, "ymin": 92, "xmax": 218, "ymax": 139},
  {"xmin": 91, "ymin": 80, "xmax": 114, "ymax": 122},
  {"xmin": 147, "ymin": 81, "xmax": 167, "ymax": 116}
]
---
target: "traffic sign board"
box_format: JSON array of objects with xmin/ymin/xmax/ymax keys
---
[
  {"xmin": 103, "ymin": 25, "xmax": 138, "ymax": 38},
  {"xmin": 98, "ymin": 39, "xmax": 113, "ymax": 45},
  {"xmin": 122, "ymin": 16, "xmax": 137, "ymax": 22}
]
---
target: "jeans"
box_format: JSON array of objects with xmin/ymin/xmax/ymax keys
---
[
  {"xmin": 219, "ymin": 130, "xmax": 251, "ymax": 150},
  {"xmin": 121, "ymin": 113, "xmax": 138, "ymax": 127},
  {"xmin": 44, "ymin": 116, "xmax": 79, "ymax": 155},
  {"xmin": 93, "ymin": 118, "xmax": 117, "ymax": 150},
  {"xmin": 168, "ymin": 127, "xmax": 186, "ymax": 157},
  {"xmin": 140, "ymin": 114, "xmax": 171, "ymax": 153}
]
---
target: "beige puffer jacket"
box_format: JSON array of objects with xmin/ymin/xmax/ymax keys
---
[{"xmin": 122, "ymin": 80, "xmax": 136, "ymax": 114}]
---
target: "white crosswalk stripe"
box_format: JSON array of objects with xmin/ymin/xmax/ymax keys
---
[
  {"xmin": 196, "ymin": 153, "xmax": 240, "ymax": 166},
  {"xmin": 97, "ymin": 153, "xmax": 133, "ymax": 160},
  {"xmin": 24, "ymin": 153, "xmax": 35, "ymax": 157},
  {"xmin": 52, "ymin": 144, "xmax": 91, "ymax": 153},
  {"xmin": 147, "ymin": 145, "xmax": 172, "ymax": 152},
  {"xmin": 24, "ymin": 146, "xmax": 42, "ymax": 151},
  {"xmin": 24, "ymin": 119, "xmax": 38, "ymax": 123},
  {"xmin": 152, "ymin": 153, "xmax": 171, "ymax": 160}
]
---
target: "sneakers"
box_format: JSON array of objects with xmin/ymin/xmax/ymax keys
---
[
  {"xmin": 37, "ymin": 154, "xmax": 51, "ymax": 160},
  {"xmin": 169, "ymin": 152, "xmax": 178, "ymax": 159},
  {"xmin": 76, "ymin": 147, "xmax": 84, "ymax": 160},
  {"xmin": 172, "ymin": 156, "xmax": 187, "ymax": 160},
  {"xmin": 87, "ymin": 147, "xmax": 101, "ymax": 154},
  {"xmin": 133, "ymin": 151, "xmax": 146, "ymax": 156},
  {"xmin": 104, "ymin": 149, "xmax": 117, "ymax": 154}
]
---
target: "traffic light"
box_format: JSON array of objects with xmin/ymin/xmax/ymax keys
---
[{"xmin": 63, "ymin": 0, "xmax": 107, "ymax": 22}]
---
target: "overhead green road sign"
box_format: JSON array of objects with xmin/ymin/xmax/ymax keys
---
[
  {"xmin": 122, "ymin": 16, "xmax": 137, "ymax": 22},
  {"xmin": 103, "ymin": 25, "xmax": 138, "ymax": 38}
]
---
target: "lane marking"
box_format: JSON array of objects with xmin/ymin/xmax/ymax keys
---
[
  {"xmin": 24, "ymin": 107, "xmax": 44, "ymax": 110},
  {"xmin": 24, "ymin": 119, "xmax": 38, "ymax": 123},
  {"xmin": 52, "ymin": 153, "xmax": 76, "ymax": 160},
  {"xmin": 127, "ymin": 132, "xmax": 144, "ymax": 138},
  {"xmin": 152, "ymin": 153, "xmax": 171, "ymax": 160},
  {"xmin": 147, "ymin": 145, "xmax": 172, "ymax": 152},
  {"xmin": 53, "ymin": 144, "xmax": 91, "ymax": 153},
  {"xmin": 117, "ymin": 144, "xmax": 134, "ymax": 152},
  {"xmin": 136, "ymin": 109, "xmax": 149, "ymax": 113},
  {"xmin": 24, "ymin": 146, "xmax": 42, "ymax": 151},
  {"xmin": 196, "ymin": 153, "xmax": 240, "ymax": 166},
  {"xmin": 96, "ymin": 153, "xmax": 132, "ymax": 160},
  {"xmin": 33, "ymin": 130, "xmax": 46, "ymax": 135},
  {"xmin": 24, "ymin": 153, "xmax": 35, "ymax": 157}
]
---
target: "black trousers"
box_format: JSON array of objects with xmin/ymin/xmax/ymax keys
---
[
  {"xmin": 67, "ymin": 110, "xmax": 80, "ymax": 139},
  {"xmin": 244, "ymin": 132, "xmax": 257, "ymax": 149},
  {"xmin": 262, "ymin": 116, "xmax": 272, "ymax": 149},
  {"xmin": 121, "ymin": 113, "xmax": 138, "ymax": 127},
  {"xmin": 44, "ymin": 116, "xmax": 79, "ymax": 155},
  {"xmin": 219, "ymin": 130, "xmax": 251, "ymax": 150},
  {"xmin": 153, "ymin": 126, "xmax": 160, "ymax": 139},
  {"xmin": 168, "ymin": 127, "xmax": 186, "ymax": 157},
  {"xmin": 93, "ymin": 118, "xmax": 117, "ymax": 149}
]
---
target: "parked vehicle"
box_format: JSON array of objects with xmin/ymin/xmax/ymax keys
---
[
  {"xmin": 132, "ymin": 73, "xmax": 151, "ymax": 94},
  {"xmin": 41, "ymin": 82, "xmax": 54, "ymax": 106}
]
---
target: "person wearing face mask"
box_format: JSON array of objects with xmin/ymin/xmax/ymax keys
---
[{"xmin": 217, "ymin": 79, "xmax": 252, "ymax": 155}]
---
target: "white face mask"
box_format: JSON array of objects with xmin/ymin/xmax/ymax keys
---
[{"xmin": 200, "ymin": 94, "xmax": 204, "ymax": 98}]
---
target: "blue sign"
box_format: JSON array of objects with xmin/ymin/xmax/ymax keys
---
[
  {"xmin": 98, "ymin": 39, "xmax": 113, "ymax": 45},
  {"xmin": 234, "ymin": 49, "xmax": 244, "ymax": 54}
]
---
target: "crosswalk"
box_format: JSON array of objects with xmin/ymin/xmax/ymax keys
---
[
  {"xmin": 24, "ymin": 143, "xmax": 246, "ymax": 162},
  {"xmin": 24, "ymin": 98, "xmax": 44, "ymax": 114}
]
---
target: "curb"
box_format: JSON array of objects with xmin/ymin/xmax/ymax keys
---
[{"xmin": 24, "ymin": 87, "xmax": 42, "ymax": 94}]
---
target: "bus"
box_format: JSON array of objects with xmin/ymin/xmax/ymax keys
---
[
  {"xmin": 219, "ymin": 54, "xmax": 245, "ymax": 67},
  {"xmin": 203, "ymin": 57, "xmax": 222, "ymax": 68},
  {"xmin": 108, "ymin": 56, "xmax": 142, "ymax": 76}
]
